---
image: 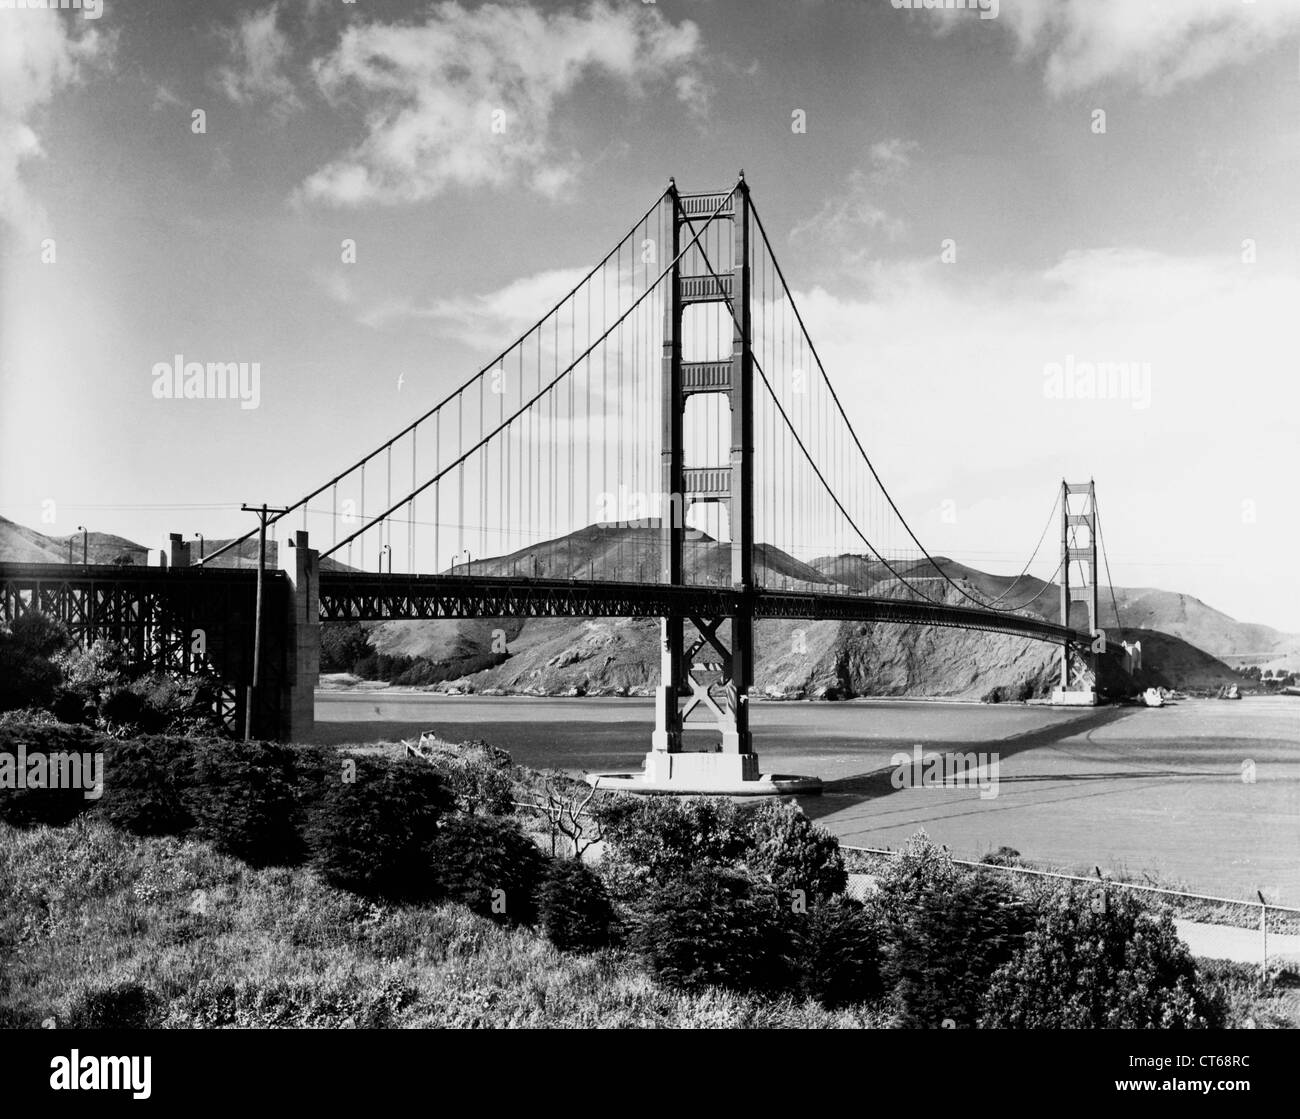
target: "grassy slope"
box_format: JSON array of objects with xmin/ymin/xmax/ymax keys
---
[{"xmin": 0, "ymin": 817, "xmax": 888, "ymax": 1029}]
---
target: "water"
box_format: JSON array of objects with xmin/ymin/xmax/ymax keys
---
[{"xmin": 316, "ymin": 691, "xmax": 1300, "ymax": 905}]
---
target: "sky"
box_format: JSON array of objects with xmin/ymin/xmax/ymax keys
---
[{"xmin": 1, "ymin": 0, "xmax": 1298, "ymax": 630}]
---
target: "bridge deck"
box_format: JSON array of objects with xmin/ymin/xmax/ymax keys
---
[{"xmin": 0, "ymin": 563, "xmax": 1082, "ymax": 645}]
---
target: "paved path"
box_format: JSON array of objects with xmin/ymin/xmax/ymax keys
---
[
  {"xmin": 1174, "ymin": 919, "xmax": 1300, "ymax": 966},
  {"xmin": 845, "ymin": 875, "xmax": 1300, "ymax": 965}
]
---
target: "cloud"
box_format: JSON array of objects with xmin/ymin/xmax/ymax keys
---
[
  {"xmin": 356, "ymin": 267, "xmax": 590, "ymax": 349},
  {"xmin": 992, "ymin": 0, "xmax": 1300, "ymax": 96},
  {"xmin": 790, "ymin": 139, "xmax": 919, "ymax": 264},
  {"xmin": 791, "ymin": 243, "xmax": 1300, "ymax": 626},
  {"xmin": 0, "ymin": 14, "xmax": 107, "ymax": 236},
  {"xmin": 215, "ymin": 4, "xmax": 300, "ymax": 114},
  {"xmin": 297, "ymin": 0, "xmax": 704, "ymax": 207}
]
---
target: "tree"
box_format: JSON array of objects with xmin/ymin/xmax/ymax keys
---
[{"xmin": 979, "ymin": 886, "xmax": 1222, "ymax": 1028}]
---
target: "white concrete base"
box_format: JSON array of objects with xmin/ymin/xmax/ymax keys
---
[
  {"xmin": 1050, "ymin": 688, "xmax": 1099, "ymax": 707},
  {"xmin": 588, "ymin": 750, "xmax": 822, "ymax": 796}
]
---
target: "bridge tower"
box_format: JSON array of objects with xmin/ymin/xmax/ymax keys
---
[
  {"xmin": 644, "ymin": 176, "xmax": 768, "ymax": 789},
  {"xmin": 1053, "ymin": 479, "xmax": 1100, "ymax": 705}
]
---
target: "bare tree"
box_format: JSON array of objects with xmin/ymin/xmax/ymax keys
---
[{"xmin": 539, "ymin": 777, "xmax": 603, "ymax": 860}]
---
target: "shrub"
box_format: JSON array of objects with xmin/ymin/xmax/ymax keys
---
[
  {"xmin": 593, "ymin": 795, "xmax": 759, "ymax": 880},
  {"xmin": 631, "ymin": 866, "xmax": 795, "ymax": 994},
  {"xmin": 0, "ymin": 721, "xmax": 102, "ymax": 827},
  {"xmin": 10, "ymin": 612, "xmax": 71, "ymax": 659},
  {"xmin": 745, "ymin": 800, "xmax": 846, "ymax": 902},
  {"xmin": 870, "ymin": 830, "xmax": 961, "ymax": 931},
  {"xmin": 537, "ymin": 858, "xmax": 616, "ymax": 953},
  {"xmin": 431, "ymin": 814, "xmax": 547, "ymax": 925},
  {"xmin": 792, "ymin": 896, "xmax": 884, "ymax": 1009},
  {"xmin": 0, "ymin": 631, "xmax": 63, "ymax": 713},
  {"xmin": 54, "ymin": 639, "xmax": 128, "ymax": 709},
  {"xmin": 416, "ymin": 739, "xmax": 515, "ymax": 816},
  {"xmin": 979, "ymin": 886, "xmax": 1223, "ymax": 1028},
  {"xmin": 186, "ymin": 739, "xmax": 303, "ymax": 867},
  {"xmin": 307, "ymin": 755, "xmax": 450, "ymax": 901},
  {"xmin": 879, "ymin": 869, "xmax": 1034, "ymax": 1028},
  {"xmin": 67, "ymin": 981, "xmax": 162, "ymax": 1029},
  {"xmin": 95, "ymin": 735, "xmax": 197, "ymax": 837}
]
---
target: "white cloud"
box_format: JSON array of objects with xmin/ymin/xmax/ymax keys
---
[
  {"xmin": 215, "ymin": 4, "xmax": 300, "ymax": 114},
  {"xmin": 0, "ymin": 14, "xmax": 107, "ymax": 236},
  {"xmin": 298, "ymin": 0, "xmax": 704, "ymax": 207},
  {"xmin": 357, "ymin": 267, "xmax": 590, "ymax": 348},
  {"xmin": 790, "ymin": 138, "xmax": 919, "ymax": 263},
  {"xmin": 785, "ymin": 244, "xmax": 1300, "ymax": 624},
  {"xmin": 994, "ymin": 0, "xmax": 1300, "ymax": 96}
]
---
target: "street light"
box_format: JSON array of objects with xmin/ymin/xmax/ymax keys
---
[
  {"xmin": 76, "ymin": 525, "xmax": 87, "ymax": 565},
  {"xmin": 194, "ymin": 532, "xmax": 205, "ymax": 562},
  {"xmin": 380, "ymin": 544, "xmax": 391, "ymax": 573},
  {"xmin": 453, "ymin": 548, "xmax": 471, "ymax": 574}
]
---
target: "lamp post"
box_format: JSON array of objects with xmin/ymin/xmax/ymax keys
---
[
  {"xmin": 76, "ymin": 525, "xmax": 88, "ymax": 565},
  {"xmin": 380, "ymin": 544, "xmax": 391, "ymax": 573},
  {"xmin": 194, "ymin": 533, "xmax": 205, "ymax": 562}
]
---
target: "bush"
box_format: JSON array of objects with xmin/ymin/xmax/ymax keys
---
[
  {"xmin": 537, "ymin": 858, "xmax": 616, "ymax": 953},
  {"xmin": 416, "ymin": 739, "xmax": 515, "ymax": 816},
  {"xmin": 67, "ymin": 981, "xmax": 162, "ymax": 1029},
  {"xmin": 186, "ymin": 739, "xmax": 304, "ymax": 867},
  {"xmin": 0, "ymin": 624, "xmax": 64, "ymax": 712},
  {"xmin": 307, "ymin": 755, "xmax": 450, "ymax": 901},
  {"xmin": 879, "ymin": 869, "xmax": 1034, "ymax": 1028},
  {"xmin": 431, "ymin": 814, "xmax": 547, "ymax": 925},
  {"xmin": 95, "ymin": 735, "xmax": 197, "ymax": 837},
  {"xmin": 979, "ymin": 886, "xmax": 1223, "ymax": 1028},
  {"xmin": 745, "ymin": 800, "xmax": 846, "ymax": 902},
  {"xmin": 870, "ymin": 830, "xmax": 961, "ymax": 931},
  {"xmin": 0, "ymin": 721, "xmax": 103, "ymax": 827},
  {"xmin": 592, "ymin": 795, "xmax": 764, "ymax": 880},
  {"xmin": 53, "ymin": 639, "xmax": 128, "ymax": 711},
  {"xmin": 792, "ymin": 896, "xmax": 884, "ymax": 1008},
  {"xmin": 631, "ymin": 866, "xmax": 794, "ymax": 994}
]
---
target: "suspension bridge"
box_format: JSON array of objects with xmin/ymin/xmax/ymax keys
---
[{"xmin": 0, "ymin": 175, "xmax": 1128, "ymax": 792}]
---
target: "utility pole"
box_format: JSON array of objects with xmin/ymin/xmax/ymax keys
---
[{"xmin": 241, "ymin": 503, "xmax": 288, "ymax": 741}]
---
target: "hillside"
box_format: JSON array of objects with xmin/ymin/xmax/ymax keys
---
[
  {"xmin": 0, "ymin": 516, "xmax": 1268, "ymax": 695},
  {"xmin": 0, "ymin": 515, "xmax": 148, "ymax": 566},
  {"xmin": 813, "ymin": 552, "xmax": 1300, "ymax": 669},
  {"xmin": 361, "ymin": 530, "xmax": 1252, "ymax": 698},
  {"xmin": 0, "ymin": 517, "xmax": 354, "ymax": 572}
]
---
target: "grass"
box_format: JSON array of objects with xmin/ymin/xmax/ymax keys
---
[{"xmin": 0, "ymin": 816, "xmax": 891, "ymax": 1029}]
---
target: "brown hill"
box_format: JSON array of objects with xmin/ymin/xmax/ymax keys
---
[
  {"xmin": 0, "ymin": 515, "xmax": 148, "ymax": 565},
  {"xmin": 0, "ymin": 516, "xmax": 1266, "ymax": 694}
]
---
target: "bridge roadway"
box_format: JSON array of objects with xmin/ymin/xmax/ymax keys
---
[
  {"xmin": 317, "ymin": 570, "xmax": 1080, "ymax": 644},
  {"xmin": 0, "ymin": 562, "xmax": 1082, "ymax": 645}
]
